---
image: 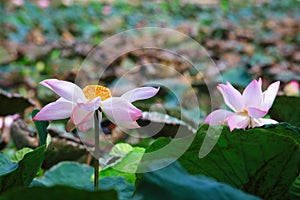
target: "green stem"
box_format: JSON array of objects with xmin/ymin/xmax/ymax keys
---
[{"xmin": 94, "ymin": 111, "xmax": 100, "ymax": 189}]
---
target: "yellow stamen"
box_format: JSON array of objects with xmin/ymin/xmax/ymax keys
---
[
  {"xmin": 83, "ymin": 85, "xmax": 111, "ymax": 101},
  {"xmin": 240, "ymin": 109, "xmax": 248, "ymax": 115}
]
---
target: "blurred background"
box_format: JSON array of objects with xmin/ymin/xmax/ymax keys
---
[{"xmin": 0, "ymin": 0, "xmax": 299, "ymax": 166}]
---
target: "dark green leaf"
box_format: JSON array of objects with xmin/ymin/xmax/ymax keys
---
[
  {"xmin": 0, "ymin": 145, "xmax": 46, "ymax": 193},
  {"xmin": 0, "ymin": 185, "xmax": 117, "ymax": 200},
  {"xmin": 143, "ymin": 123, "xmax": 300, "ymax": 200},
  {"xmin": 32, "ymin": 109, "xmax": 49, "ymax": 146},
  {"xmin": 269, "ymin": 96, "xmax": 300, "ymax": 127},
  {"xmin": 135, "ymin": 161, "xmax": 260, "ymax": 200},
  {"xmin": 34, "ymin": 162, "xmax": 135, "ymax": 199},
  {"xmin": 97, "ymin": 177, "xmax": 135, "ymax": 200}
]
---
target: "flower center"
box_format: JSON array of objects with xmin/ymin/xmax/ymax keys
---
[
  {"xmin": 240, "ymin": 109, "xmax": 248, "ymax": 115},
  {"xmin": 83, "ymin": 85, "xmax": 111, "ymax": 101}
]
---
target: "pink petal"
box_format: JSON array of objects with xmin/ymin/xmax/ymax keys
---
[
  {"xmin": 217, "ymin": 82, "xmax": 244, "ymax": 112},
  {"xmin": 258, "ymin": 77, "xmax": 262, "ymax": 88},
  {"xmin": 102, "ymin": 97, "xmax": 142, "ymax": 129},
  {"xmin": 262, "ymin": 81, "xmax": 280, "ymax": 110},
  {"xmin": 71, "ymin": 105, "xmax": 94, "ymax": 125},
  {"xmin": 33, "ymin": 98, "xmax": 73, "ymax": 121},
  {"xmin": 243, "ymin": 79, "xmax": 263, "ymax": 108},
  {"xmin": 40, "ymin": 79, "xmax": 86, "ymax": 103},
  {"xmin": 227, "ymin": 113, "xmax": 250, "ymax": 131},
  {"xmin": 204, "ymin": 109, "xmax": 233, "ymax": 126},
  {"xmin": 78, "ymin": 97, "xmax": 101, "ymax": 112},
  {"xmin": 252, "ymin": 118, "xmax": 278, "ymax": 128},
  {"xmin": 77, "ymin": 112, "xmax": 101, "ymax": 133},
  {"xmin": 247, "ymin": 107, "xmax": 267, "ymax": 118},
  {"xmin": 121, "ymin": 87, "xmax": 160, "ymax": 102}
]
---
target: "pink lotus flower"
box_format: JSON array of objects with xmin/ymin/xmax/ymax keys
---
[
  {"xmin": 102, "ymin": 5, "xmax": 112, "ymax": 15},
  {"xmin": 33, "ymin": 79, "xmax": 159, "ymax": 133},
  {"xmin": 37, "ymin": 0, "xmax": 50, "ymax": 8},
  {"xmin": 11, "ymin": 0, "xmax": 24, "ymax": 6},
  {"xmin": 204, "ymin": 78, "xmax": 280, "ymax": 131},
  {"xmin": 284, "ymin": 80, "xmax": 299, "ymax": 96}
]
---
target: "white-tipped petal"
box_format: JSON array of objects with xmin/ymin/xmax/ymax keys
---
[
  {"xmin": 247, "ymin": 107, "xmax": 267, "ymax": 118},
  {"xmin": 40, "ymin": 79, "xmax": 86, "ymax": 103},
  {"xmin": 204, "ymin": 109, "xmax": 233, "ymax": 126},
  {"xmin": 262, "ymin": 81, "xmax": 280, "ymax": 110},
  {"xmin": 78, "ymin": 97, "xmax": 101, "ymax": 112},
  {"xmin": 78, "ymin": 112, "xmax": 101, "ymax": 133},
  {"xmin": 121, "ymin": 87, "xmax": 160, "ymax": 102},
  {"xmin": 217, "ymin": 82, "xmax": 244, "ymax": 112},
  {"xmin": 252, "ymin": 118, "xmax": 278, "ymax": 128},
  {"xmin": 71, "ymin": 105, "xmax": 94, "ymax": 125},
  {"xmin": 243, "ymin": 79, "xmax": 263, "ymax": 108},
  {"xmin": 102, "ymin": 97, "xmax": 142, "ymax": 129},
  {"xmin": 227, "ymin": 113, "xmax": 250, "ymax": 131},
  {"xmin": 33, "ymin": 98, "xmax": 73, "ymax": 121}
]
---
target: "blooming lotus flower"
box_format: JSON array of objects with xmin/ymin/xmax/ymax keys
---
[
  {"xmin": 11, "ymin": 0, "xmax": 24, "ymax": 6},
  {"xmin": 33, "ymin": 79, "xmax": 159, "ymax": 133},
  {"xmin": 204, "ymin": 78, "xmax": 280, "ymax": 131},
  {"xmin": 284, "ymin": 80, "xmax": 299, "ymax": 96},
  {"xmin": 37, "ymin": 0, "xmax": 50, "ymax": 8}
]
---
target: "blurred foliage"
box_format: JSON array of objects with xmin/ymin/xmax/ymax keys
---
[{"xmin": 0, "ymin": 0, "xmax": 299, "ymax": 85}]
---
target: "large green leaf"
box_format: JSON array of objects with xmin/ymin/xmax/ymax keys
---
[
  {"xmin": 135, "ymin": 161, "xmax": 260, "ymax": 200},
  {"xmin": 0, "ymin": 185, "xmax": 117, "ymax": 200},
  {"xmin": 144, "ymin": 123, "xmax": 300, "ymax": 200},
  {"xmin": 34, "ymin": 162, "xmax": 135, "ymax": 200},
  {"xmin": 269, "ymin": 96, "xmax": 300, "ymax": 127},
  {"xmin": 33, "ymin": 162, "xmax": 94, "ymax": 189},
  {"xmin": 0, "ymin": 145, "xmax": 46, "ymax": 193},
  {"xmin": 97, "ymin": 177, "xmax": 135, "ymax": 200}
]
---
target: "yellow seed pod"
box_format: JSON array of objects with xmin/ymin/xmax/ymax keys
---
[{"xmin": 83, "ymin": 85, "xmax": 112, "ymax": 101}]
